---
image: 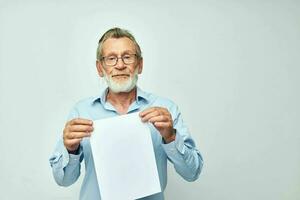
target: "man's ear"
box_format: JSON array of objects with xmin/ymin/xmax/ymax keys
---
[
  {"xmin": 138, "ymin": 58, "xmax": 143, "ymax": 74},
  {"xmin": 96, "ymin": 60, "xmax": 104, "ymax": 77}
]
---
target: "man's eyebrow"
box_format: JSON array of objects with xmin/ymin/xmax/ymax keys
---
[{"xmin": 104, "ymin": 50, "xmax": 135, "ymax": 57}]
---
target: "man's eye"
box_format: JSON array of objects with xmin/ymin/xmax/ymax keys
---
[
  {"xmin": 123, "ymin": 55, "xmax": 131, "ymax": 59},
  {"xmin": 107, "ymin": 57, "xmax": 116, "ymax": 61}
]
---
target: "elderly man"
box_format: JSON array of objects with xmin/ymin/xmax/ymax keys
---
[{"xmin": 49, "ymin": 27, "xmax": 203, "ymax": 200}]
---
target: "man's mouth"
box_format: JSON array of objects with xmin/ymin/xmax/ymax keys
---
[{"xmin": 112, "ymin": 74, "xmax": 130, "ymax": 78}]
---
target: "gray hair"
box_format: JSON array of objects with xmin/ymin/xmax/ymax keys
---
[{"xmin": 96, "ymin": 27, "xmax": 142, "ymax": 60}]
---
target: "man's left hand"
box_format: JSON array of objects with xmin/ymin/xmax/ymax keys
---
[{"xmin": 139, "ymin": 107, "xmax": 176, "ymax": 143}]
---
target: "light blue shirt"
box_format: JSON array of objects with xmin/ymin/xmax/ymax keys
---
[{"xmin": 49, "ymin": 87, "xmax": 203, "ymax": 200}]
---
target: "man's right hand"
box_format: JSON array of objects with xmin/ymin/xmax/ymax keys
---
[{"xmin": 63, "ymin": 118, "xmax": 93, "ymax": 153}]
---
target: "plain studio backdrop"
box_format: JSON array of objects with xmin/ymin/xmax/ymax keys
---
[{"xmin": 0, "ymin": 0, "xmax": 299, "ymax": 199}]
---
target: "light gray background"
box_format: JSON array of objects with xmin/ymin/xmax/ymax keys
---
[{"xmin": 0, "ymin": 0, "xmax": 299, "ymax": 199}]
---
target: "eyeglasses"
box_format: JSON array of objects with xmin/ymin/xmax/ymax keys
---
[{"xmin": 101, "ymin": 54, "xmax": 137, "ymax": 66}]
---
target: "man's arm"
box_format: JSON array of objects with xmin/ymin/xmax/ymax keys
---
[
  {"xmin": 162, "ymin": 121, "xmax": 203, "ymax": 181},
  {"xmin": 140, "ymin": 104, "xmax": 204, "ymax": 182},
  {"xmin": 49, "ymin": 107, "xmax": 93, "ymax": 186},
  {"xmin": 49, "ymin": 138, "xmax": 83, "ymax": 186}
]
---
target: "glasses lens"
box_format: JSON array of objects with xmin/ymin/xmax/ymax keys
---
[
  {"xmin": 123, "ymin": 54, "xmax": 136, "ymax": 64},
  {"xmin": 103, "ymin": 54, "xmax": 136, "ymax": 66},
  {"xmin": 104, "ymin": 56, "xmax": 117, "ymax": 66}
]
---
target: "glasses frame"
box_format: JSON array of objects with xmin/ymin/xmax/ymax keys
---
[{"xmin": 101, "ymin": 53, "xmax": 138, "ymax": 67}]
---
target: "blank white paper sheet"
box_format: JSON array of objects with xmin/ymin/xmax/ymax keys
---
[{"xmin": 90, "ymin": 112, "xmax": 161, "ymax": 200}]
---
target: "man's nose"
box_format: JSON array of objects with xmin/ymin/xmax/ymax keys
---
[{"xmin": 115, "ymin": 57, "xmax": 126, "ymax": 69}]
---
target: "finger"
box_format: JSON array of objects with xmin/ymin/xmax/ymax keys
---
[
  {"xmin": 141, "ymin": 110, "xmax": 161, "ymax": 122},
  {"xmin": 64, "ymin": 138, "xmax": 82, "ymax": 146},
  {"xmin": 69, "ymin": 125, "xmax": 94, "ymax": 132},
  {"xmin": 140, "ymin": 107, "xmax": 170, "ymax": 117},
  {"xmin": 66, "ymin": 131, "xmax": 92, "ymax": 139},
  {"xmin": 153, "ymin": 121, "xmax": 172, "ymax": 128},
  {"xmin": 148, "ymin": 115, "xmax": 170, "ymax": 123},
  {"xmin": 69, "ymin": 118, "xmax": 93, "ymax": 126},
  {"xmin": 139, "ymin": 107, "xmax": 161, "ymax": 117}
]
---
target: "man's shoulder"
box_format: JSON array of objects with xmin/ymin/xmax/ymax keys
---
[
  {"xmin": 65, "ymin": 96, "xmax": 99, "ymax": 120},
  {"xmin": 72, "ymin": 96, "xmax": 98, "ymax": 108},
  {"xmin": 144, "ymin": 90, "xmax": 177, "ymax": 108}
]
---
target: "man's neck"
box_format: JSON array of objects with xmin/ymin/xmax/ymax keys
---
[{"xmin": 106, "ymin": 87, "xmax": 137, "ymax": 115}]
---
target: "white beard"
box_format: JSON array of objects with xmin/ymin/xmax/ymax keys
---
[{"xmin": 103, "ymin": 68, "xmax": 139, "ymax": 93}]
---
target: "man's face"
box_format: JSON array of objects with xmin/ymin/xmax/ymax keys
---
[{"xmin": 96, "ymin": 37, "xmax": 143, "ymax": 93}]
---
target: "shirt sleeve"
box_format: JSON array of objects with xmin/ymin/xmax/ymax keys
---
[
  {"xmin": 162, "ymin": 104, "xmax": 204, "ymax": 182},
  {"xmin": 49, "ymin": 106, "xmax": 84, "ymax": 186}
]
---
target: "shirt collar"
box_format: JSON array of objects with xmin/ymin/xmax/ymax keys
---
[{"xmin": 92, "ymin": 86, "xmax": 149, "ymax": 105}]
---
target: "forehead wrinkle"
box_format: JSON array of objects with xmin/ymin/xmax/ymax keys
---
[{"xmin": 101, "ymin": 38, "xmax": 136, "ymax": 56}]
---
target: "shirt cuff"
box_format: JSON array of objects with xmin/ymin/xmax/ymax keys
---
[
  {"xmin": 162, "ymin": 131, "xmax": 186, "ymax": 156},
  {"xmin": 67, "ymin": 146, "xmax": 83, "ymax": 165},
  {"xmin": 60, "ymin": 144, "xmax": 82, "ymax": 167},
  {"xmin": 68, "ymin": 152, "xmax": 82, "ymax": 165}
]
